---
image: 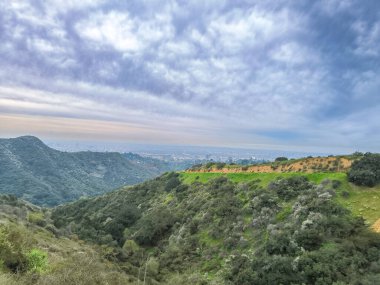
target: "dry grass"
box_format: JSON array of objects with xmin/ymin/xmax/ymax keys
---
[{"xmin": 188, "ymin": 156, "xmax": 353, "ymax": 174}]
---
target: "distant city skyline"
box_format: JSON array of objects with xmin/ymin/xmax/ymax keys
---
[
  {"xmin": 44, "ymin": 137, "xmax": 342, "ymax": 158},
  {"xmin": 0, "ymin": 1, "xmax": 379, "ymax": 153},
  {"xmin": 22, "ymin": 135, "xmax": 332, "ymax": 161}
]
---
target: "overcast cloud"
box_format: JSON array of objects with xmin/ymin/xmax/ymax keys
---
[{"xmin": 0, "ymin": 0, "xmax": 379, "ymax": 152}]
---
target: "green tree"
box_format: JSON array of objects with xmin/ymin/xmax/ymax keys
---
[
  {"xmin": 275, "ymin": 157, "xmax": 288, "ymax": 162},
  {"xmin": 348, "ymin": 153, "xmax": 380, "ymax": 187}
]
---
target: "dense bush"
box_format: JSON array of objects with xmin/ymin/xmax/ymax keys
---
[
  {"xmin": 268, "ymin": 176, "xmax": 311, "ymax": 200},
  {"xmin": 27, "ymin": 212, "xmax": 46, "ymax": 227},
  {"xmin": 0, "ymin": 224, "xmax": 51, "ymax": 278},
  {"xmin": 165, "ymin": 173, "xmax": 181, "ymax": 191},
  {"xmin": 26, "ymin": 249, "xmax": 48, "ymax": 273},
  {"xmin": 0, "ymin": 224, "xmax": 30, "ymax": 273},
  {"xmin": 225, "ymin": 183, "xmax": 380, "ymax": 285},
  {"xmin": 275, "ymin": 157, "xmax": 288, "ymax": 162},
  {"xmin": 348, "ymin": 153, "xmax": 380, "ymax": 187},
  {"xmin": 132, "ymin": 206, "xmax": 177, "ymax": 246},
  {"xmin": 349, "ymin": 170, "xmax": 377, "ymax": 187},
  {"xmin": 215, "ymin": 162, "xmax": 226, "ymax": 170}
]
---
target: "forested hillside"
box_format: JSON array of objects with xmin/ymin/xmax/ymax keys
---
[
  {"xmin": 0, "ymin": 136, "xmax": 171, "ymax": 206},
  {"xmin": 52, "ymin": 169, "xmax": 380, "ymax": 284}
]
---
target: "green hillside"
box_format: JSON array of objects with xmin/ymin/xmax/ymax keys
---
[
  {"xmin": 0, "ymin": 195, "xmax": 136, "ymax": 285},
  {"xmin": 51, "ymin": 170, "xmax": 380, "ymax": 284},
  {"xmin": 180, "ymin": 171, "xmax": 380, "ymax": 224},
  {"xmin": 1, "ymin": 153, "xmax": 378, "ymax": 284},
  {"xmin": 0, "ymin": 136, "xmax": 172, "ymax": 206}
]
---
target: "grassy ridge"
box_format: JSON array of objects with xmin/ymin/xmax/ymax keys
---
[
  {"xmin": 180, "ymin": 171, "xmax": 380, "ymax": 225},
  {"xmin": 180, "ymin": 172, "xmax": 347, "ymax": 186}
]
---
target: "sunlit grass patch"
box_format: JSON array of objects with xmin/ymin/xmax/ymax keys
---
[{"xmin": 180, "ymin": 172, "xmax": 347, "ymax": 187}]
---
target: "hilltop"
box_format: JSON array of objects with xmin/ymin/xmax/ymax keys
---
[
  {"xmin": 188, "ymin": 155, "xmax": 354, "ymax": 173},
  {"xmin": 183, "ymin": 153, "xmax": 380, "ymax": 228},
  {"xmin": 0, "ymin": 136, "xmax": 173, "ymax": 206}
]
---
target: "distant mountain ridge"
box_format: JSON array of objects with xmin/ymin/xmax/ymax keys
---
[{"xmin": 0, "ymin": 136, "xmax": 171, "ymax": 206}]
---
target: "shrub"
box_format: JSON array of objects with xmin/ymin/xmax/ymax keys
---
[
  {"xmin": 331, "ymin": 180, "xmax": 342, "ymax": 189},
  {"xmin": 352, "ymin": 151, "xmax": 364, "ymax": 157},
  {"xmin": 266, "ymin": 233, "xmax": 297, "ymax": 255},
  {"xmin": 348, "ymin": 153, "xmax": 380, "ymax": 187},
  {"xmin": 26, "ymin": 249, "xmax": 48, "ymax": 273},
  {"xmin": 133, "ymin": 207, "xmax": 177, "ymax": 246},
  {"xmin": 122, "ymin": 240, "xmax": 140, "ymax": 256},
  {"xmin": 275, "ymin": 157, "xmax": 288, "ymax": 162},
  {"xmin": 269, "ymin": 176, "xmax": 311, "ymax": 201},
  {"xmin": 0, "ymin": 225, "xmax": 29, "ymax": 273},
  {"xmin": 294, "ymin": 228, "xmax": 324, "ymax": 251},
  {"xmin": 251, "ymin": 191, "xmax": 279, "ymax": 212},
  {"xmin": 165, "ymin": 179, "xmax": 181, "ymax": 193},
  {"xmin": 205, "ymin": 162, "xmax": 214, "ymax": 168},
  {"xmin": 28, "ymin": 212, "xmax": 46, "ymax": 226},
  {"xmin": 146, "ymin": 257, "xmax": 160, "ymax": 277},
  {"xmin": 348, "ymin": 169, "xmax": 377, "ymax": 187},
  {"xmin": 215, "ymin": 162, "xmax": 226, "ymax": 170}
]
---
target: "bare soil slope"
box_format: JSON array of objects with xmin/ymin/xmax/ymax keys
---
[
  {"xmin": 188, "ymin": 156, "xmax": 353, "ymax": 174},
  {"xmin": 372, "ymin": 219, "xmax": 380, "ymax": 233}
]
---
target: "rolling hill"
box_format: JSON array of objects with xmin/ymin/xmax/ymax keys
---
[
  {"xmin": 0, "ymin": 136, "xmax": 172, "ymax": 206},
  {"xmin": 50, "ymin": 155, "xmax": 380, "ymax": 284}
]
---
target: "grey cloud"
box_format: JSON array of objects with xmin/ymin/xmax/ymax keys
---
[{"xmin": 0, "ymin": 0, "xmax": 379, "ymax": 151}]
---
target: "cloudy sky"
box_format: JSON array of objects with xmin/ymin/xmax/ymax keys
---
[{"xmin": 0, "ymin": 0, "xmax": 379, "ymax": 153}]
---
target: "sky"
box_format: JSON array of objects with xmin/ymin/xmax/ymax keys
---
[{"xmin": 0, "ymin": 0, "xmax": 379, "ymax": 153}]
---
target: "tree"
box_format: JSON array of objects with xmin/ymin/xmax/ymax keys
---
[
  {"xmin": 348, "ymin": 153, "xmax": 380, "ymax": 187},
  {"xmin": 275, "ymin": 157, "xmax": 288, "ymax": 162},
  {"xmin": 133, "ymin": 207, "xmax": 176, "ymax": 245}
]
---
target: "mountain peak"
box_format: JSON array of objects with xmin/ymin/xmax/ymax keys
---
[
  {"xmin": 0, "ymin": 135, "xmax": 45, "ymax": 144},
  {"xmin": 6, "ymin": 135, "xmax": 50, "ymax": 150},
  {"xmin": 0, "ymin": 135, "xmax": 46, "ymax": 147},
  {"xmin": 15, "ymin": 135, "xmax": 44, "ymax": 143}
]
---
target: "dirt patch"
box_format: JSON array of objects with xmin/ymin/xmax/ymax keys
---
[{"xmin": 372, "ymin": 219, "xmax": 380, "ymax": 233}]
